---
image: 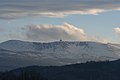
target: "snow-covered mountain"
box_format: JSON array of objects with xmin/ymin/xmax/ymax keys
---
[{"xmin": 0, "ymin": 40, "xmax": 120, "ymax": 71}]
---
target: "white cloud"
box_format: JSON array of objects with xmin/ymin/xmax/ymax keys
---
[
  {"xmin": 114, "ymin": 27, "xmax": 120, "ymax": 35},
  {"xmin": 23, "ymin": 22, "xmax": 109, "ymax": 43},
  {"xmin": 39, "ymin": 9, "xmax": 104, "ymax": 18},
  {"xmin": 0, "ymin": 0, "xmax": 120, "ymax": 19}
]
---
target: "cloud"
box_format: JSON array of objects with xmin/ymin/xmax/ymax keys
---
[
  {"xmin": 0, "ymin": 0, "xmax": 120, "ymax": 19},
  {"xmin": 23, "ymin": 22, "xmax": 108, "ymax": 43},
  {"xmin": 114, "ymin": 27, "xmax": 120, "ymax": 35}
]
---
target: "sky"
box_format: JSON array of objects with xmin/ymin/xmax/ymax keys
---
[{"xmin": 0, "ymin": 0, "xmax": 120, "ymax": 43}]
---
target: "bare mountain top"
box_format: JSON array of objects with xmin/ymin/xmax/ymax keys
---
[{"xmin": 0, "ymin": 40, "xmax": 120, "ymax": 71}]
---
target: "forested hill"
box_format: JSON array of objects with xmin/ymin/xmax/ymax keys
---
[{"xmin": 1, "ymin": 59, "xmax": 120, "ymax": 80}]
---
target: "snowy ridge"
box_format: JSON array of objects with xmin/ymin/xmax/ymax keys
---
[{"xmin": 0, "ymin": 40, "xmax": 120, "ymax": 71}]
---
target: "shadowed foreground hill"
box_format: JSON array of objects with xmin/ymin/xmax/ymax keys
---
[{"xmin": 1, "ymin": 60, "xmax": 120, "ymax": 80}]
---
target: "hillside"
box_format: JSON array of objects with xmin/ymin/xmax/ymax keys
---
[
  {"xmin": 1, "ymin": 60, "xmax": 120, "ymax": 80},
  {"xmin": 0, "ymin": 40, "xmax": 120, "ymax": 71}
]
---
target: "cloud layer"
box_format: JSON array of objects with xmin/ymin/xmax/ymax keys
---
[
  {"xmin": 23, "ymin": 23, "xmax": 108, "ymax": 43},
  {"xmin": 0, "ymin": 0, "xmax": 120, "ymax": 19}
]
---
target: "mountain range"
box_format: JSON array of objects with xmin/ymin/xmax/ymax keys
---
[{"xmin": 0, "ymin": 40, "xmax": 120, "ymax": 71}]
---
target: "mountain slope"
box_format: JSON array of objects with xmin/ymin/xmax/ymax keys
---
[
  {"xmin": 1, "ymin": 60, "xmax": 120, "ymax": 80},
  {"xmin": 0, "ymin": 40, "xmax": 120, "ymax": 71}
]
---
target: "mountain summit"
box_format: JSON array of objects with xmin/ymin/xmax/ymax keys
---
[{"xmin": 0, "ymin": 40, "xmax": 120, "ymax": 71}]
